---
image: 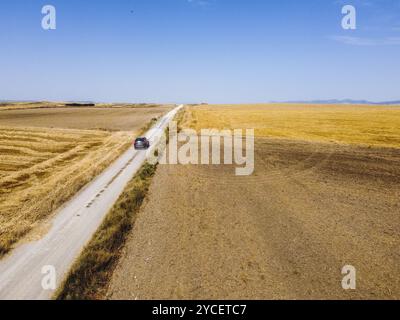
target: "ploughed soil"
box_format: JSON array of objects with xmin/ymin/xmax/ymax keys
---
[{"xmin": 107, "ymin": 138, "xmax": 400, "ymax": 299}]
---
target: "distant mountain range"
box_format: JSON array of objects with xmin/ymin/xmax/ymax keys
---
[{"xmin": 274, "ymin": 99, "xmax": 400, "ymax": 105}]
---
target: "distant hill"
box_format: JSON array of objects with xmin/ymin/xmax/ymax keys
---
[
  {"xmin": 276, "ymin": 99, "xmax": 400, "ymax": 105},
  {"xmin": 0, "ymin": 100, "xmax": 36, "ymax": 103}
]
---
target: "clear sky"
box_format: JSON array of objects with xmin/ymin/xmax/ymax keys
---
[{"xmin": 1, "ymin": 0, "xmax": 399, "ymax": 103}]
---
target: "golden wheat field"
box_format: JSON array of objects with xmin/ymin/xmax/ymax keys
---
[
  {"xmin": 183, "ymin": 104, "xmax": 400, "ymax": 148},
  {"xmin": 0, "ymin": 104, "xmax": 171, "ymax": 256}
]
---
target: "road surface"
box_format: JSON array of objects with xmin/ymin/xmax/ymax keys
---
[{"xmin": 0, "ymin": 105, "xmax": 183, "ymax": 300}]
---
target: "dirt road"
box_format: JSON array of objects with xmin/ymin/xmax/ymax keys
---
[{"xmin": 107, "ymin": 138, "xmax": 400, "ymax": 299}]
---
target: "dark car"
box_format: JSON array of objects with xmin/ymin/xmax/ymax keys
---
[{"xmin": 134, "ymin": 137, "xmax": 150, "ymax": 150}]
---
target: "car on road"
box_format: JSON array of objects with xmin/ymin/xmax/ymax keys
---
[{"xmin": 134, "ymin": 137, "xmax": 150, "ymax": 150}]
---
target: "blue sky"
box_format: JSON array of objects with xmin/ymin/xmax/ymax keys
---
[{"xmin": 0, "ymin": 0, "xmax": 399, "ymax": 103}]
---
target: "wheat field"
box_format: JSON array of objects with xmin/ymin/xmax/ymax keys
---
[
  {"xmin": 0, "ymin": 126, "xmax": 135, "ymax": 255},
  {"xmin": 183, "ymin": 104, "xmax": 400, "ymax": 148}
]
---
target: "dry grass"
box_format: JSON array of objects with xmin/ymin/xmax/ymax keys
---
[
  {"xmin": 0, "ymin": 126, "xmax": 134, "ymax": 256},
  {"xmin": 55, "ymin": 163, "xmax": 157, "ymax": 300},
  {"xmin": 182, "ymin": 104, "xmax": 400, "ymax": 148},
  {"xmin": 175, "ymin": 106, "xmax": 187, "ymax": 133}
]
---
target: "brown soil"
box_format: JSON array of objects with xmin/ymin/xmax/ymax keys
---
[
  {"xmin": 0, "ymin": 106, "xmax": 172, "ymax": 131},
  {"xmin": 107, "ymin": 138, "xmax": 400, "ymax": 300}
]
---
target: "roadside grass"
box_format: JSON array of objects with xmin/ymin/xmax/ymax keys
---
[
  {"xmin": 175, "ymin": 107, "xmax": 187, "ymax": 133},
  {"xmin": 182, "ymin": 104, "xmax": 400, "ymax": 148},
  {"xmin": 138, "ymin": 117, "xmax": 159, "ymax": 136},
  {"xmin": 55, "ymin": 162, "xmax": 157, "ymax": 300}
]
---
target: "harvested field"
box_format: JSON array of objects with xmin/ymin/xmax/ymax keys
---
[
  {"xmin": 0, "ymin": 102, "xmax": 65, "ymax": 111},
  {"xmin": 0, "ymin": 126, "xmax": 132, "ymax": 255},
  {"xmin": 182, "ymin": 104, "xmax": 400, "ymax": 148},
  {"xmin": 107, "ymin": 104, "xmax": 400, "ymax": 300},
  {"xmin": 0, "ymin": 105, "xmax": 172, "ymax": 131}
]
